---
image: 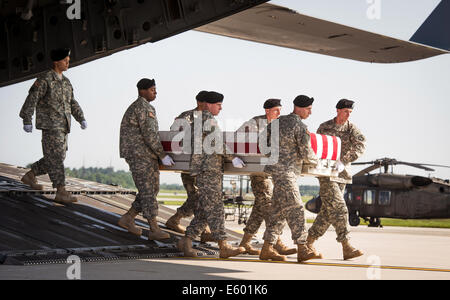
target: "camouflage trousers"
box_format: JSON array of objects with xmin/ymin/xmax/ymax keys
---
[
  {"xmin": 127, "ymin": 158, "xmax": 159, "ymax": 219},
  {"xmin": 243, "ymin": 175, "xmax": 273, "ymax": 235},
  {"xmin": 308, "ymin": 178, "xmax": 350, "ymax": 243},
  {"xmin": 185, "ymin": 170, "xmax": 227, "ymax": 241},
  {"xmin": 263, "ymin": 172, "xmax": 307, "ymax": 245},
  {"xmin": 31, "ymin": 129, "xmax": 68, "ymax": 188},
  {"xmin": 176, "ymin": 173, "xmax": 198, "ymax": 218}
]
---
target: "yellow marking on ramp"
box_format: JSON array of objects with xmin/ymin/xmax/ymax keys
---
[{"xmin": 169, "ymin": 256, "xmax": 450, "ymax": 273}]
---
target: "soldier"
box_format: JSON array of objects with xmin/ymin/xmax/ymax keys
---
[
  {"xmin": 165, "ymin": 91, "xmax": 209, "ymax": 236},
  {"xmin": 259, "ymin": 95, "xmax": 319, "ymax": 262},
  {"xmin": 118, "ymin": 78, "xmax": 175, "ymax": 240},
  {"xmin": 236, "ymin": 99, "xmax": 296, "ymax": 256},
  {"xmin": 177, "ymin": 91, "xmax": 247, "ymax": 259},
  {"xmin": 19, "ymin": 48, "xmax": 87, "ymax": 204},
  {"xmin": 307, "ymin": 99, "xmax": 366, "ymax": 260}
]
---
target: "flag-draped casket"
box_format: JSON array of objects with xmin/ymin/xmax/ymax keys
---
[{"xmin": 158, "ymin": 131, "xmax": 341, "ymax": 177}]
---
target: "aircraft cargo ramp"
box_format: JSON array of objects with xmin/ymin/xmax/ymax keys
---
[{"xmin": 0, "ymin": 163, "xmax": 242, "ymax": 266}]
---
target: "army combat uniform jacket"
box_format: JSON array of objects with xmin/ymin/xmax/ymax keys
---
[
  {"xmin": 185, "ymin": 110, "xmax": 233, "ymax": 241},
  {"xmin": 119, "ymin": 97, "xmax": 167, "ymax": 163},
  {"xmin": 20, "ymin": 70, "xmax": 85, "ymax": 133},
  {"xmin": 308, "ymin": 119, "xmax": 365, "ymax": 242},
  {"xmin": 170, "ymin": 108, "xmax": 202, "ymax": 218},
  {"xmin": 261, "ymin": 113, "xmax": 318, "ymax": 244},
  {"xmin": 119, "ymin": 96, "xmax": 167, "ymax": 219},
  {"xmin": 170, "ymin": 108, "xmax": 202, "ymax": 156},
  {"xmin": 317, "ymin": 119, "xmax": 366, "ymax": 184},
  {"xmin": 237, "ymin": 115, "xmax": 273, "ymax": 236},
  {"xmin": 170, "ymin": 108, "xmax": 199, "ymax": 131},
  {"xmin": 19, "ymin": 70, "xmax": 85, "ymax": 188},
  {"xmin": 237, "ymin": 115, "xmax": 268, "ymax": 133},
  {"xmin": 263, "ymin": 113, "xmax": 318, "ymax": 175},
  {"xmin": 189, "ymin": 110, "xmax": 234, "ymax": 175}
]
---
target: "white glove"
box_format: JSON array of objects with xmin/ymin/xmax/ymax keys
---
[
  {"xmin": 232, "ymin": 157, "xmax": 246, "ymax": 168},
  {"xmin": 335, "ymin": 160, "xmax": 345, "ymax": 173},
  {"xmin": 80, "ymin": 120, "xmax": 88, "ymax": 130},
  {"xmin": 23, "ymin": 125, "xmax": 33, "ymax": 133},
  {"xmin": 161, "ymin": 155, "xmax": 175, "ymax": 166}
]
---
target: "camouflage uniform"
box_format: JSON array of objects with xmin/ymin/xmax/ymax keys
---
[
  {"xmin": 308, "ymin": 119, "xmax": 366, "ymax": 242},
  {"xmin": 237, "ymin": 115, "xmax": 273, "ymax": 235},
  {"xmin": 169, "ymin": 109, "xmax": 201, "ymax": 218},
  {"xmin": 262, "ymin": 113, "xmax": 318, "ymax": 245},
  {"xmin": 19, "ymin": 70, "xmax": 85, "ymax": 188},
  {"xmin": 185, "ymin": 111, "xmax": 233, "ymax": 241},
  {"xmin": 245, "ymin": 173, "xmax": 273, "ymax": 235},
  {"xmin": 120, "ymin": 97, "xmax": 167, "ymax": 219}
]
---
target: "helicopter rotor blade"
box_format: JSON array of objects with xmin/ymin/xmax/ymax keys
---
[
  {"xmin": 352, "ymin": 158, "xmax": 450, "ymax": 176},
  {"xmin": 351, "ymin": 161, "xmax": 375, "ymax": 166},
  {"xmin": 414, "ymin": 163, "xmax": 450, "ymax": 169},
  {"xmin": 353, "ymin": 164, "xmax": 383, "ymax": 176},
  {"xmin": 395, "ymin": 161, "xmax": 435, "ymax": 172}
]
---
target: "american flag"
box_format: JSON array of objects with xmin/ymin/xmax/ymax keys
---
[{"xmin": 309, "ymin": 133, "xmax": 341, "ymax": 161}]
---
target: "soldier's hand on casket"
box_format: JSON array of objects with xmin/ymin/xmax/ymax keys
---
[
  {"xmin": 232, "ymin": 157, "xmax": 246, "ymax": 168},
  {"xmin": 335, "ymin": 160, "xmax": 345, "ymax": 173},
  {"xmin": 23, "ymin": 125, "xmax": 33, "ymax": 133},
  {"xmin": 80, "ymin": 120, "xmax": 88, "ymax": 130},
  {"xmin": 161, "ymin": 155, "xmax": 175, "ymax": 166}
]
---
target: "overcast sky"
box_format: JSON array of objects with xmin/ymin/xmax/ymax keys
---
[{"xmin": 0, "ymin": 0, "xmax": 448, "ymax": 186}]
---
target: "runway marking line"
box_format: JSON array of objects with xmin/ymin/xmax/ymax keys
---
[{"xmin": 169, "ymin": 256, "xmax": 450, "ymax": 273}]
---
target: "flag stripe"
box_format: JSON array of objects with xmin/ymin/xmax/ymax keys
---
[
  {"xmin": 321, "ymin": 135, "xmax": 328, "ymax": 159},
  {"xmin": 310, "ymin": 133, "xmax": 318, "ymax": 155},
  {"xmin": 316, "ymin": 134, "xmax": 323, "ymax": 159},
  {"xmin": 331, "ymin": 136, "xmax": 339, "ymax": 160}
]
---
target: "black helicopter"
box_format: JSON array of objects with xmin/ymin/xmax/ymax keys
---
[{"xmin": 305, "ymin": 158, "xmax": 450, "ymax": 227}]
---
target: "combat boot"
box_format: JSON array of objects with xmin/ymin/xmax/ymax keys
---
[
  {"xmin": 218, "ymin": 240, "xmax": 246, "ymax": 259},
  {"xmin": 54, "ymin": 186, "xmax": 77, "ymax": 204},
  {"xmin": 21, "ymin": 170, "xmax": 43, "ymax": 190},
  {"xmin": 259, "ymin": 241, "xmax": 286, "ymax": 261},
  {"xmin": 297, "ymin": 244, "xmax": 316, "ymax": 263},
  {"xmin": 177, "ymin": 236, "xmax": 197, "ymax": 257},
  {"xmin": 306, "ymin": 235, "xmax": 323, "ymax": 259},
  {"xmin": 342, "ymin": 239, "xmax": 364, "ymax": 260},
  {"xmin": 274, "ymin": 238, "xmax": 297, "ymax": 255},
  {"xmin": 165, "ymin": 212, "xmax": 186, "ymax": 234},
  {"xmin": 200, "ymin": 226, "xmax": 215, "ymax": 243},
  {"xmin": 147, "ymin": 217, "xmax": 170, "ymax": 240},
  {"xmin": 118, "ymin": 208, "xmax": 142, "ymax": 236},
  {"xmin": 239, "ymin": 233, "xmax": 261, "ymax": 255}
]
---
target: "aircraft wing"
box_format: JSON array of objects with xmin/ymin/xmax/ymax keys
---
[{"xmin": 195, "ymin": 3, "xmax": 449, "ymax": 63}]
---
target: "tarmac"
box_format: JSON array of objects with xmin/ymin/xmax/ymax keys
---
[{"xmin": 1, "ymin": 219, "xmax": 449, "ymax": 281}]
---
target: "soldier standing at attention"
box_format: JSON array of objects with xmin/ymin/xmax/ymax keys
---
[
  {"xmin": 20, "ymin": 48, "xmax": 87, "ymax": 204},
  {"xmin": 236, "ymin": 99, "xmax": 296, "ymax": 257},
  {"xmin": 259, "ymin": 95, "xmax": 319, "ymax": 262},
  {"xmin": 165, "ymin": 91, "xmax": 208, "ymax": 234},
  {"xmin": 118, "ymin": 78, "xmax": 175, "ymax": 240},
  {"xmin": 307, "ymin": 99, "xmax": 366, "ymax": 260},
  {"xmin": 177, "ymin": 91, "xmax": 247, "ymax": 259}
]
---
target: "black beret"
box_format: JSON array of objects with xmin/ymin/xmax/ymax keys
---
[
  {"xmin": 293, "ymin": 95, "xmax": 314, "ymax": 108},
  {"xmin": 50, "ymin": 48, "xmax": 71, "ymax": 61},
  {"xmin": 204, "ymin": 91, "xmax": 224, "ymax": 104},
  {"xmin": 137, "ymin": 78, "xmax": 156, "ymax": 90},
  {"xmin": 336, "ymin": 99, "xmax": 355, "ymax": 109},
  {"xmin": 196, "ymin": 91, "xmax": 209, "ymax": 103},
  {"xmin": 263, "ymin": 99, "xmax": 282, "ymax": 109}
]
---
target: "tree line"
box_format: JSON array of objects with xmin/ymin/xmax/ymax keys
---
[
  {"xmin": 60, "ymin": 167, "xmax": 319, "ymax": 196},
  {"xmin": 64, "ymin": 167, "xmax": 185, "ymax": 191}
]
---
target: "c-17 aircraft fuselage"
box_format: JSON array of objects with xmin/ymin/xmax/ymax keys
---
[
  {"xmin": 1, "ymin": 0, "xmax": 449, "ymax": 88},
  {"xmin": 0, "ymin": 0, "xmax": 270, "ymax": 87}
]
